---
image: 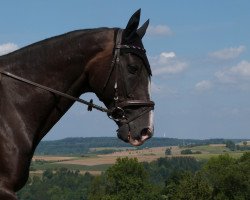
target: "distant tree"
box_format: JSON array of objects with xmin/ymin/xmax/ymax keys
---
[
  {"xmin": 203, "ymin": 153, "xmax": 250, "ymax": 199},
  {"xmin": 162, "ymin": 153, "xmax": 250, "ymax": 200},
  {"xmin": 165, "ymin": 147, "xmax": 172, "ymax": 155},
  {"xmin": 18, "ymin": 168, "xmax": 95, "ymax": 200},
  {"xmin": 88, "ymin": 175, "xmax": 106, "ymax": 200},
  {"xmin": 43, "ymin": 169, "xmax": 53, "ymax": 180},
  {"xmin": 163, "ymin": 171, "xmax": 212, "ymax": 200},
  {"xmin": 143, "ymin": 157, "xmax": 202, "ymax": 185},
  {"xmin": 180, "ymin": 149, "xmax": 193, "ymax": 154},
  {"xmin": 240, "ymin": 151, "xmax": 250, "ymax": 161},
  {"xmin": 225, "ymin": 140, "xmax": 236, "ymax": 151},
  {"xmin": 89, "ymin": 157, "xmax": 163, "ymax": 200},
  {"xmin": 242, "ymin": 141, "xmax": 248, "ymax": 150},
  {"xmin": 179, "ymin": 172, "xmax": 212, "ymax": 200}
]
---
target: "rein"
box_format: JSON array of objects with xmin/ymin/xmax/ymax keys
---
[
  {"xmin": 0, "ymin": 70, "xmax": 109, "ymax": 113},
  {"xmin": 0, "ymin": 28, "xmax": 154, "ymax": 123}
]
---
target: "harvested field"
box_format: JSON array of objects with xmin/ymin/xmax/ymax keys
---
[
  {"xmin": 209, "ymin": 144, "xmax": 226, "ymax": 147},
  {"xmin": 30, "ymin": 170, "xmax": 102, "ymax": 176},
  {"xmin": 31, "ymin": 145, "xmax": 249, "ymax": 175},
  {"xmin": 33, "ymin": 156, "xmax": 77, "ymax": 162},
  {"xmin": 60, "ymin": 154, "xmax": 163, "ymax": 166}
]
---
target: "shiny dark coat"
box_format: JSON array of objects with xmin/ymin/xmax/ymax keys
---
[{"xmin": 0, "ymin": 10, "xmax": 153, "ymax": 199}]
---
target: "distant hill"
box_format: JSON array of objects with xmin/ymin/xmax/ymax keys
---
[{"xmin": 34, "ymin": 137, "xmax": 247, "ymax": 155}]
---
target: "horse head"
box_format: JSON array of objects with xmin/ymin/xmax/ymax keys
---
[{"xmin": 94, "ymin": 10, "xmax": 154, "ymax": 146}]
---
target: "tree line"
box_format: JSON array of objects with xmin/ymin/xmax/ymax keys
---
[
  {"xmin": 18, "ymin": 152, "xmax": 250, "ymax": 200},
  {"xmin": 35, "ymin": 137, "xmax": 245, "ymax": 155}
]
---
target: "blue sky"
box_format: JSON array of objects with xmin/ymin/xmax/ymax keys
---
[{"xmin": 1, "ymin": 1, "xmax": 250, "ymax": 140}]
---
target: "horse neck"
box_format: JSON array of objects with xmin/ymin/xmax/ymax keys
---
[
  {"xmin": 0, "ymin": 28, "xmax": 115, "ymax": 143},
  {"xmin": 2, "ymin": 29, "xmax": 113, "ymax": 92}
]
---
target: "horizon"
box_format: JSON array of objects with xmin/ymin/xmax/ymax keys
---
[{"xmin": 42, "ymin": 136, "xmax": 250, "ymax": 142}]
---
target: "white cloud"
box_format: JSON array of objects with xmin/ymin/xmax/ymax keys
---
[
  {"xmin": 153, "ymin": 62, "xmax": 187, "ymax": 75},
  {"xmin": 195, "ymin": 80, "xmax": 212, "ymax": 91},
  {"xmin": 230, "ymin": 60, "xmax": 250, "ymax": 76},
  {"xmin": 150, "ymin": 51, "xmax": 188, "ymax": 76},
  {"xmin": 0, "ymin": 43, "xmax": 19, "ymax": 56},
  {"xmin": 148, "ymin": 25, "xmax": 173, "ymax": 36},
  {"xmin": 215, "ymin": 70, "xmax": 235, "ymax": 83},
  {"xmin": 215, "ymin": 60, "xmax": 250, "ymax": 83},
  {"xmin": 158, "ymin": 52, "xmax": 176, "ymax": 64},
  {"xmin": 209, "ymin": 45, "xmax": 246, "ymax": 60}
]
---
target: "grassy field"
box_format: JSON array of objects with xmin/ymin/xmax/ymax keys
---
[{"xmin": 31, "ymin": 143, "xmax": 249, "ymax": 175}]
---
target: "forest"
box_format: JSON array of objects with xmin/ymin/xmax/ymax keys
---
[
  {"xmin": 18, "ymin": 152, "xmax": 250, "ymax": 200},
  {"xmin": 35, "ymin": 137, "xmax": 244, "ymax": 155}
]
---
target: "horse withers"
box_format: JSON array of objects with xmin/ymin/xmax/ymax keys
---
[{"xmin": 0, "ymin": 10, "xmax": 154, "ymax": 199}]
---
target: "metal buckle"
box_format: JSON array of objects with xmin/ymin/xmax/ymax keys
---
[{"xmin": 108, "ymin": 107, "xmax": 126, "ymax": 121}]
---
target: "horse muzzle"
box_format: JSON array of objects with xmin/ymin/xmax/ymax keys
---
[
  {"xmin": 117, "ymin": 109, "xmax": 154, "ymax": 146},
  {"xmin": 117, "ymin": 124, "xmax": 153, "ymax": 146}
]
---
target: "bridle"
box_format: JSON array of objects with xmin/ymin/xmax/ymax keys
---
[
  {"xmin": 104, "ymin": 29, "xmax": 154, "ymax": 124},
  {"xmin": 0, "ymin": 29, "xmax": 154, "ymax": 124}
]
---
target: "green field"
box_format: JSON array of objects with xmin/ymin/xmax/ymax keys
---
[
  {"xmin": 31, "ymin": 143, "xmax": 250, "ymax": 175},
  {"xmin": 31, "ymin": 162, "xmax": 111, "ymax": 171}
]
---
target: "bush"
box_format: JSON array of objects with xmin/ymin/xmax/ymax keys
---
[{"xmin": 180, "ymin": 149, "xmax": 193, "ymax": 154}]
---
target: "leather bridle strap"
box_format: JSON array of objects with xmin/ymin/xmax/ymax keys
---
[
  {"xmin": 102, "ymin": 29, "xmax": 123, "ymax": 93},
  {"xmin": 111, "ymin": 100, "xmax": 154, "ymax": 123},
  {"xmin": 0, "ymin": 70, "xmax": 109, "ymax": 113},
  {"xmin": 117, "ymin": 100, "xmax": 155, "ymax": 108},
  {"xmin": 125, "ymin": 106, "xmax": 153, "ymax": 124}
]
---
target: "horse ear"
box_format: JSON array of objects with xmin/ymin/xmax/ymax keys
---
[
  {"xmin": 137, "ymin": 19, "xmax": 149, "ymax": 39},
  {"xmin": 124, "ymin": 9, "xmax": 141, "ymax": 40}
]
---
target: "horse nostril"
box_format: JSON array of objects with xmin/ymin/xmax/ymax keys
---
[
  {"xmin": 140, "ymin": 128, "xmax": 152, "ymax": 141},
  {"xmin": 141, "ymin": 128, "xmax": 148, "ymax": 136}
]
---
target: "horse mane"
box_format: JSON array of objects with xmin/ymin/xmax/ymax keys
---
[{"xmin": 0, "ymin": 27, "xmax": 111, "ymax": 59}]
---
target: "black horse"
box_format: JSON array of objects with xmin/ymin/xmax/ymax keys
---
[{"xmin": 0, "ymin": 10, "xmax": 154, "ymax": 199}]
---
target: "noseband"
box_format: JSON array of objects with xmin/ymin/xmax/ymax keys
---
[{"xmin": 0, "ymin": 29, "xmax": 154, "ymax": 124}]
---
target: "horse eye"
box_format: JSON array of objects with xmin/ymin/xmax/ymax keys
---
[{"xmin": 128, "ymin": 64, "xmax": 139, "ymax": 74}]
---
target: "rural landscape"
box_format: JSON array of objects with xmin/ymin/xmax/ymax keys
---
[
  {"xmin": 17, "ymin": 137, "xmax": 250, "ymax": 200},
  {"xmin": 1, "ymin": 2, "xmax": 250, "ymax": 200}
]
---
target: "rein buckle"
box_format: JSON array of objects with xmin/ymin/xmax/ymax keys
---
[
  {"xmin": 87, "ymin": 99, "xmax": 94, "ymax": 111},
  {"xmin": 108, "ymin": 107, "xmax": 126, "ymax": 122}
]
